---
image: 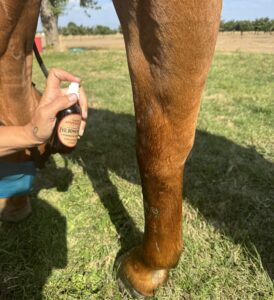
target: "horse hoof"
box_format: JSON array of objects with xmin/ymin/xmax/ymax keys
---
[
  {"xmin": 116, "ymin": 247, "xmax": 169, "ymax": 297},
  {"xmin": 0, "ymin": 196, "xmax": 32, "ymax": 222}
]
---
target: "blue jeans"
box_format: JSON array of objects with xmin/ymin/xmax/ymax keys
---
[{"xmin": 0, "ymin": 161, "xmax": 36, "ymax": 198}]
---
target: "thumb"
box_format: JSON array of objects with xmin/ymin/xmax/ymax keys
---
[{"xmin": 45, "ymin": 94, "xmax": 78, "ymax": 118}]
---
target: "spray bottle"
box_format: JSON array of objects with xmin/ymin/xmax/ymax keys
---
[{"xmin": 50, "ymin": 82, "xmax": 81, "ymax": 154}]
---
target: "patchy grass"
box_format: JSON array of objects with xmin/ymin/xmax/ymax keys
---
[{"xmin": 0, "ymin": 50, "xmax": 273, "ymax": 299}]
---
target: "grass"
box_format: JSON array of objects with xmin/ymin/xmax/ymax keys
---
[{"xmin": 0, "ymin": 49, "xmax": 273, "ymax": 299}]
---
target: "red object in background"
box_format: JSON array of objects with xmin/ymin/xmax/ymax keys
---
[{"xmin": 34, "ymin": 36, "xmax": 43, "ymax": 53}]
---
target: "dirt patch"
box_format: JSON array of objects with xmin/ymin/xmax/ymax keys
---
[
  {"xmin": 58, "ymin": 34, "xmax": 124, "ymax": 50},
  {"xmin": 40, "ymin": 32, "xmax": 274, "ymax": 53},
  {"xmin": 216, "ymin": 32, "xmax": 274, "ymax": 54}
]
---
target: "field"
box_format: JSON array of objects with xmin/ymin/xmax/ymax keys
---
[
  {"xmin": 0, "ymin": 44, "xmax": 274, "ymax": 298},
  {"xmin": 48, "ymin": 32, "xmax": 274, "ymax": 53},
  {"xmin": 217, "ymin": 32, "xmax": 274, "ymax": 53}
]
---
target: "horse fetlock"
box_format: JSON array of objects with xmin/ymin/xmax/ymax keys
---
[
  {"xmin": 143, "ymin": 238, "xmax": 183, "ymax": 270},
  {"xmin": 116, "ymin": 246, "xmax": 169, "ymax": 297}
]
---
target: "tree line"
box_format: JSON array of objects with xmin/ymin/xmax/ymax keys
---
[
  {"xmin": 59, "ymin": 22, "xmax": 121, "ymax": 35},
  {"xmin": 220, "ymin": 18, "xmax": 274, "ymax": 33},
  {"xmin": 58, "ymin": 19, "xmax": 274, "ymax": 37}
]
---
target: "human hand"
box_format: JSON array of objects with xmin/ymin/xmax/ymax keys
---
[{"xmin": 24, "ymin": 68, "xmax": 88, "ymax": 144}]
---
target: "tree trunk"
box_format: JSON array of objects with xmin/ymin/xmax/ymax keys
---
[{"xmin": 40, "ymin": 0, "xmax": 59, "ymax": 50}]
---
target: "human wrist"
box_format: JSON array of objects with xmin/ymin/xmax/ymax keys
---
[{"xmin": 23, "ymin": 123, "xmax": 44, "ymax": 146}]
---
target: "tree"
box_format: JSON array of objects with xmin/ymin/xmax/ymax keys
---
[
  {"xmin": 219, "ymin": 18, "xmax": 274, "ymax": 34},
  {"xmin": 40, "ymin": 0, "xmax": 98, "ymax": 50}
]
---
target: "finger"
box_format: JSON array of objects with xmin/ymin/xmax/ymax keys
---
[
  {"xmin": 79, "ymin": 86, "xmax": 88, "ymax": 120},
  {"xmin": 79, "ymin": 120, "xmax": 86, "ymax": 137},
  {"xmin": 61, "ymin": 87, "xmax": 69, "ymax": 96},
  {"xmin": 46, "ymin": 68, "xmax": 81, "ymax": 91},
  {"xmin": 44, "ymin": 94, "xmax": 78, "ymax": 118}
]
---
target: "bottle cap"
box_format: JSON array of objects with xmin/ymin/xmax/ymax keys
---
[{"xmin": 67, "ymin": 82, "xmax": 80, "ymax": 99}]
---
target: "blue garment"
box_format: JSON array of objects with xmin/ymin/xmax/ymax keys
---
[{"xmin": 0, "ymin": 161, "xmax": 36, "ymax": 198}]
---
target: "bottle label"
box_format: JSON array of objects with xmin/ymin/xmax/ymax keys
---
[{"xmin": 57, "ymin": 114, "xmax": 81, "ymax": 148}]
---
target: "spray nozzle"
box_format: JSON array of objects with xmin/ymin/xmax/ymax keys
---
[{"xmin": 67, "ymin": 82, "xmax": 80, "ymax": 99}]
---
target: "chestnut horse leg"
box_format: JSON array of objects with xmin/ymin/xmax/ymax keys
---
[
  {"xmin": 113, "ymin": 0, "xmax": 222, "ymax": 296},
  {"xmin": 0, "ymin": 0, "xmax": 42, "ymax": 222}
]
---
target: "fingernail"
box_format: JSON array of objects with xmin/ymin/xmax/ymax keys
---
[
  {"xmin": 68, "ymin": 94, "xmax": 78, "ymax": 102},
  {"xmin": 82, "ymin": 110, "xmax": 88, "ymax": 119}
]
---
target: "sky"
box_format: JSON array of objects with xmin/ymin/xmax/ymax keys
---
[{"xmin": 37, "ymin": 0, "xmax": 274, "ymax": 30}]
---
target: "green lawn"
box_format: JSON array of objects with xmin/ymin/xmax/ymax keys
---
[{"xmin": 0, "ymin": 50, "xmax": 273, "ymax": 299}]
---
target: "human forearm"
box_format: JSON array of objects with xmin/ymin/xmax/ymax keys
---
[{"xmin": 0, "ymin": 124, "xmax": 40, "ymax": 157}]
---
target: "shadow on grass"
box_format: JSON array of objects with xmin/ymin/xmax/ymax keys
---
[
  {"xmin": 0, "ymin": 158, "xmax": 71, "ymax": 299},
  {"xmin": 184, "ymin": 130, "xmax": 274, "ymax": 278},
  {"xmin": 72, "ymin": 108, "xmax": 274, "ymax": 279},
  {"xmin": 71, "ymin": 108, "xmax": 142, "ymax": 259}
]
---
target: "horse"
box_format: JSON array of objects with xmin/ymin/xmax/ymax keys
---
[{"xmin": 0, "ymin": 0, "xmax": 222, "ymax": 296}]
